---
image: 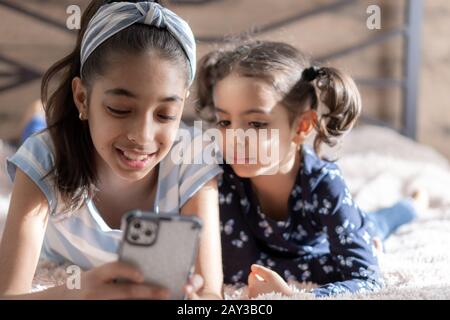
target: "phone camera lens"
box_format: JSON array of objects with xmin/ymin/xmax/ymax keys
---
[
  {"xmin": 134, "ymin": 222, "xmax": 141, "ymax": 229},
  {"xmin": 131, "ymin": 234, "xmax": 140, "ymax": 241},
  {"xmin": 145, "ymin": 229, "xmax": 153, "ymax": 237}
]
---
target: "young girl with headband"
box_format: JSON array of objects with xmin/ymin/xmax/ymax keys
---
[{"xmin": 0, "ymin": 1, "xmax": 223, "ymax": 299}]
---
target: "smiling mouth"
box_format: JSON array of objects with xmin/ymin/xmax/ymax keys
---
[
  {"xmin": 116, "ymin": 147, "xmax": 158, "ymax": 163},
  {"xmin": 123, "ymin": 150, "xmax": 152, "ymax": 161},
  {"xmin": 116, "ymin": 147, "xmax": 158, "ymax": 160}
]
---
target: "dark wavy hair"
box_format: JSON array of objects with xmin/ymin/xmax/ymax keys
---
[{"xmin": 195, "ymin": 41, "xmax": 362, "ymax": 157}]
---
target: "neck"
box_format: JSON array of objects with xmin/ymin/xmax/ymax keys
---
[
  {"xmin": 249, "ymin": 147, "xmax": 301, "ymax": 220},
  {"xmin": 91, "ymin": 154, "xmax": 159, "ymax": 229},
  {"xmin": 95, "ymin": 156, "xmax": 158, "ymax": 201}
]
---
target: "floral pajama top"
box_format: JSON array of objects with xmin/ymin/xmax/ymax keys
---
[{"xmin": 218, "ymin": 146, "xmax": 383, "ymax": 297}]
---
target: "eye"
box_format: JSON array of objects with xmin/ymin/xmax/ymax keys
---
[
  {"xmin": 249, "ymin": 121, "xmax": 268, "ymax": 129},
  {"xmin": 157, "ymin": 114, "xmax": 177, "ymax": 121},
  {"xmin": 216, "ymin": 120, "xmax": 231, "ymax": 128},
  {"xmin": 107, "ymin": 106, "xmax": 130, "ymax": 116}
]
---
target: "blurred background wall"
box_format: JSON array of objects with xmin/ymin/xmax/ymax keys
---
[{"xmin": 0, "ymin": 0, "xmax": 448, "ymax": 158}]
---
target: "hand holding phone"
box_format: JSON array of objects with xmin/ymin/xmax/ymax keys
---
[{"xmin": 118, "ymin": 210, "xmax": 202, "ymax": 299}]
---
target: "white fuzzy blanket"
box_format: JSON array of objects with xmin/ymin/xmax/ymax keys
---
[{"xmin": 1, "ymin": 125, "xmax": 449, "ymax": 299}]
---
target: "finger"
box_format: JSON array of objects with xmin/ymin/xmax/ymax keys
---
[
  {"xmin": 247, "ymin": 273, "xmax": 270, "ymax": 299},
  {"xmin": 97, "ymin": 261, "xmax": 144, "ymax": 283},
  {"xmin": 248, "ymin": 271, "xmax": 264, "ymax": 284},
  {"xmin": 184, "ymin": 284, "xmax": 199, "ymax": 300},
  {"xmin": 183, "ymin": 274, "xmax": 204, "ymax": 299},
  {"xmin": 189, "ymin": 274, "xmax": 204, "ymax": 292},
  {"xmin": 105, "ymin": 283, "xmax": 170, "ymax": 300},
  {"xmin": 250, "ymin": 264, "xmax": 277, "ymax": 280},
  {"xmin": 247, "ymin": 271, "xmax": 258, "ymax": 289}
]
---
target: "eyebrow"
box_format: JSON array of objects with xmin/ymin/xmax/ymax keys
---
[
  {"xmin": 160, "ymin": 95, "xmax": 183, "ymax": 103},
  {"xmin": 105, "ymin": 88, "xmax": 138, "ymax": 99},
  {"xmin": 214, "ymin": 107, "xmax": 271, "ymax": 115},
  {"xmin": 105, "ymin": 88, "xmax": 183, "ymax": 103}
]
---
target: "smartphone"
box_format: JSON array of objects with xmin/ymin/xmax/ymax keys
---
[{"xmin": 118, "ymin": 210, "xmax": 202, "ymax": 299}]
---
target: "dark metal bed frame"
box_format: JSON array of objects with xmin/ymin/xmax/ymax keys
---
[
  {"xmin": 0, "ymin": 0, "xmax": 423, "ymax": 139},
  {"xmin": 175, "ymin": 0, "xmax": 423, "ymax": 139}
]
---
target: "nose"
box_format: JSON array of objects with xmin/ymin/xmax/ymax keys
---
[
  {"xmin": 127, "ymin": 113, "xmax": 157, "ymax": 146},
  {"xmin": 231, "ymin": 126, "xmax": 249, "ymax": 147},
  {"xmin": 227, "ymin": 125, "xmax": 251, "ymax": 159}
]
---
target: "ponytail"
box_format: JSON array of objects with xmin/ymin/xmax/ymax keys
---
[
  {"xmin": 41, "ymin": 1, "xmax": 108, "ymax": 213},
  {"xmin": 310, "ymin": 67, "xmax": 362, "ymax": 154}
]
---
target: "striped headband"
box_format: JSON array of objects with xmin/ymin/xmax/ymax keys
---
[{"xmin": 80, "ymin": 1, "xmax": 196, "ymax": 83}]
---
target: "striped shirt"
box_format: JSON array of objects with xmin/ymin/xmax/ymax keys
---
[{"xmin": 6, "ymin": 122, "xmax": 221, "ymax": 270}]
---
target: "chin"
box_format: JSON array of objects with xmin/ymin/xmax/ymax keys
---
[
  {"xmin": 229, "ymin": 164, "xmax": 261, "ymax": 178},
  {"xmin": 111, "ymin": 153, "xmax": 160, "ymax": 182},
  {"xmin": 118, "ymin": 169, "xmax": 152, "ymax": 181},
  {"xmin": 231, "ymin": 163, "xmax": 281, "ymax": 178}
]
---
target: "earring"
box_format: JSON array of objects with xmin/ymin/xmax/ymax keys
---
[{"xmin": 79, "ymin": 113, "xmax": 85, "ymax": 121}]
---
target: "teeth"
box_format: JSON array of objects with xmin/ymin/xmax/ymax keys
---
[{"xmin": 123, "ymin": 150, "xmax": 149, "ymax": 161}]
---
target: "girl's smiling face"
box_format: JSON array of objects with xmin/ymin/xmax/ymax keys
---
[
  {"xmin": 73, "ymin": 52, "xmax": 188, "ymax": 182},
  {"xmin": 213, "ymin": 73, "xmax": 300, "ymax": 177}
]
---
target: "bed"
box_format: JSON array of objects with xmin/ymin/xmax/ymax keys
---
[
  {"xmin": 2, "ymin": 0, "xmax": 449, "ymax": 300},
  {"xmin": 1, "ymin": 124, "xmax": 449, "ymax": 299}
]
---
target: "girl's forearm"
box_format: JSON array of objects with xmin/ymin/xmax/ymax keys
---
[
  {"xmin": 1, "ymin": 284, "xmax": 68, "ymax": 300},
  {"xmin": 198, "ymin": 290, "xmax": 223, "ymax": 300}
]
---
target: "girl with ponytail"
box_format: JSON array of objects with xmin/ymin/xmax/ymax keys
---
[
  {"xmin": 0, "ymin": 1, "xmax": 223, "ymax": 299},
  {"xmin": 195, "ymin": 41, "xmax": 425, "ymax": 298}
]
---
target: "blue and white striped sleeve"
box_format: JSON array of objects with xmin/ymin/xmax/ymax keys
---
[
  {"xmin": 179, "ymin": 161, "xmax": 222, "ymax": 208},
  {"xmin": 177, "ymin": 126, "xmax": 222, "ymax": 208},
  {"xmin": 6, "ymin": 132, "xmax": 58, "ymax": 214}
]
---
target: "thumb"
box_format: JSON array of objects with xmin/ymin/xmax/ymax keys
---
[
  {"xmin": 184, "ymin": 274, "xmax": 204, "ymax": 299},
  {"xmin": 189, "ymin": 274, "xmax": 204, "ymax": 292},
  {"xmin": 248, "ymin": 269, "xmax": 264, "ymax": 285}
]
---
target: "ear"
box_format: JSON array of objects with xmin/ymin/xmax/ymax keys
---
[
  {"xmin": 292, "ymin": 110, "xmax": 317, "ymax": 145},
  {"xmin": 72, "ymin": 77, "xmax": 89, "ymax": 119}
]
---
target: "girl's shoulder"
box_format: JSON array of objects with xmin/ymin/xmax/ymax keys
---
[
  {"xmin": 6, "ymin": 130, "xmax": 58, "ymax": 212},
  {"xmin": 301, "ymin": 145, "xmax": 345, "ymax": 190},
  {"xmin": 164, "ymin": 121, "xmax": 221, "ymax": 170},
  {"xmin": 155, "ymin": 122, "xmax": 222, "ymax": 212},
  {"xmin": 6, "ymin": 130, "xmax": 55, "ymax": 180}
]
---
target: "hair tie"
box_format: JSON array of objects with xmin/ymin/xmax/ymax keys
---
[{"xmin": 302, "ymin": 66, "xmax": 326, "ymax": 82}]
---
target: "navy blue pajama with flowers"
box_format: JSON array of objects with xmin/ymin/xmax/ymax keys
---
[{"xmin": 219, "ymin": 146, "xmax": 383, "ymax": 297}]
